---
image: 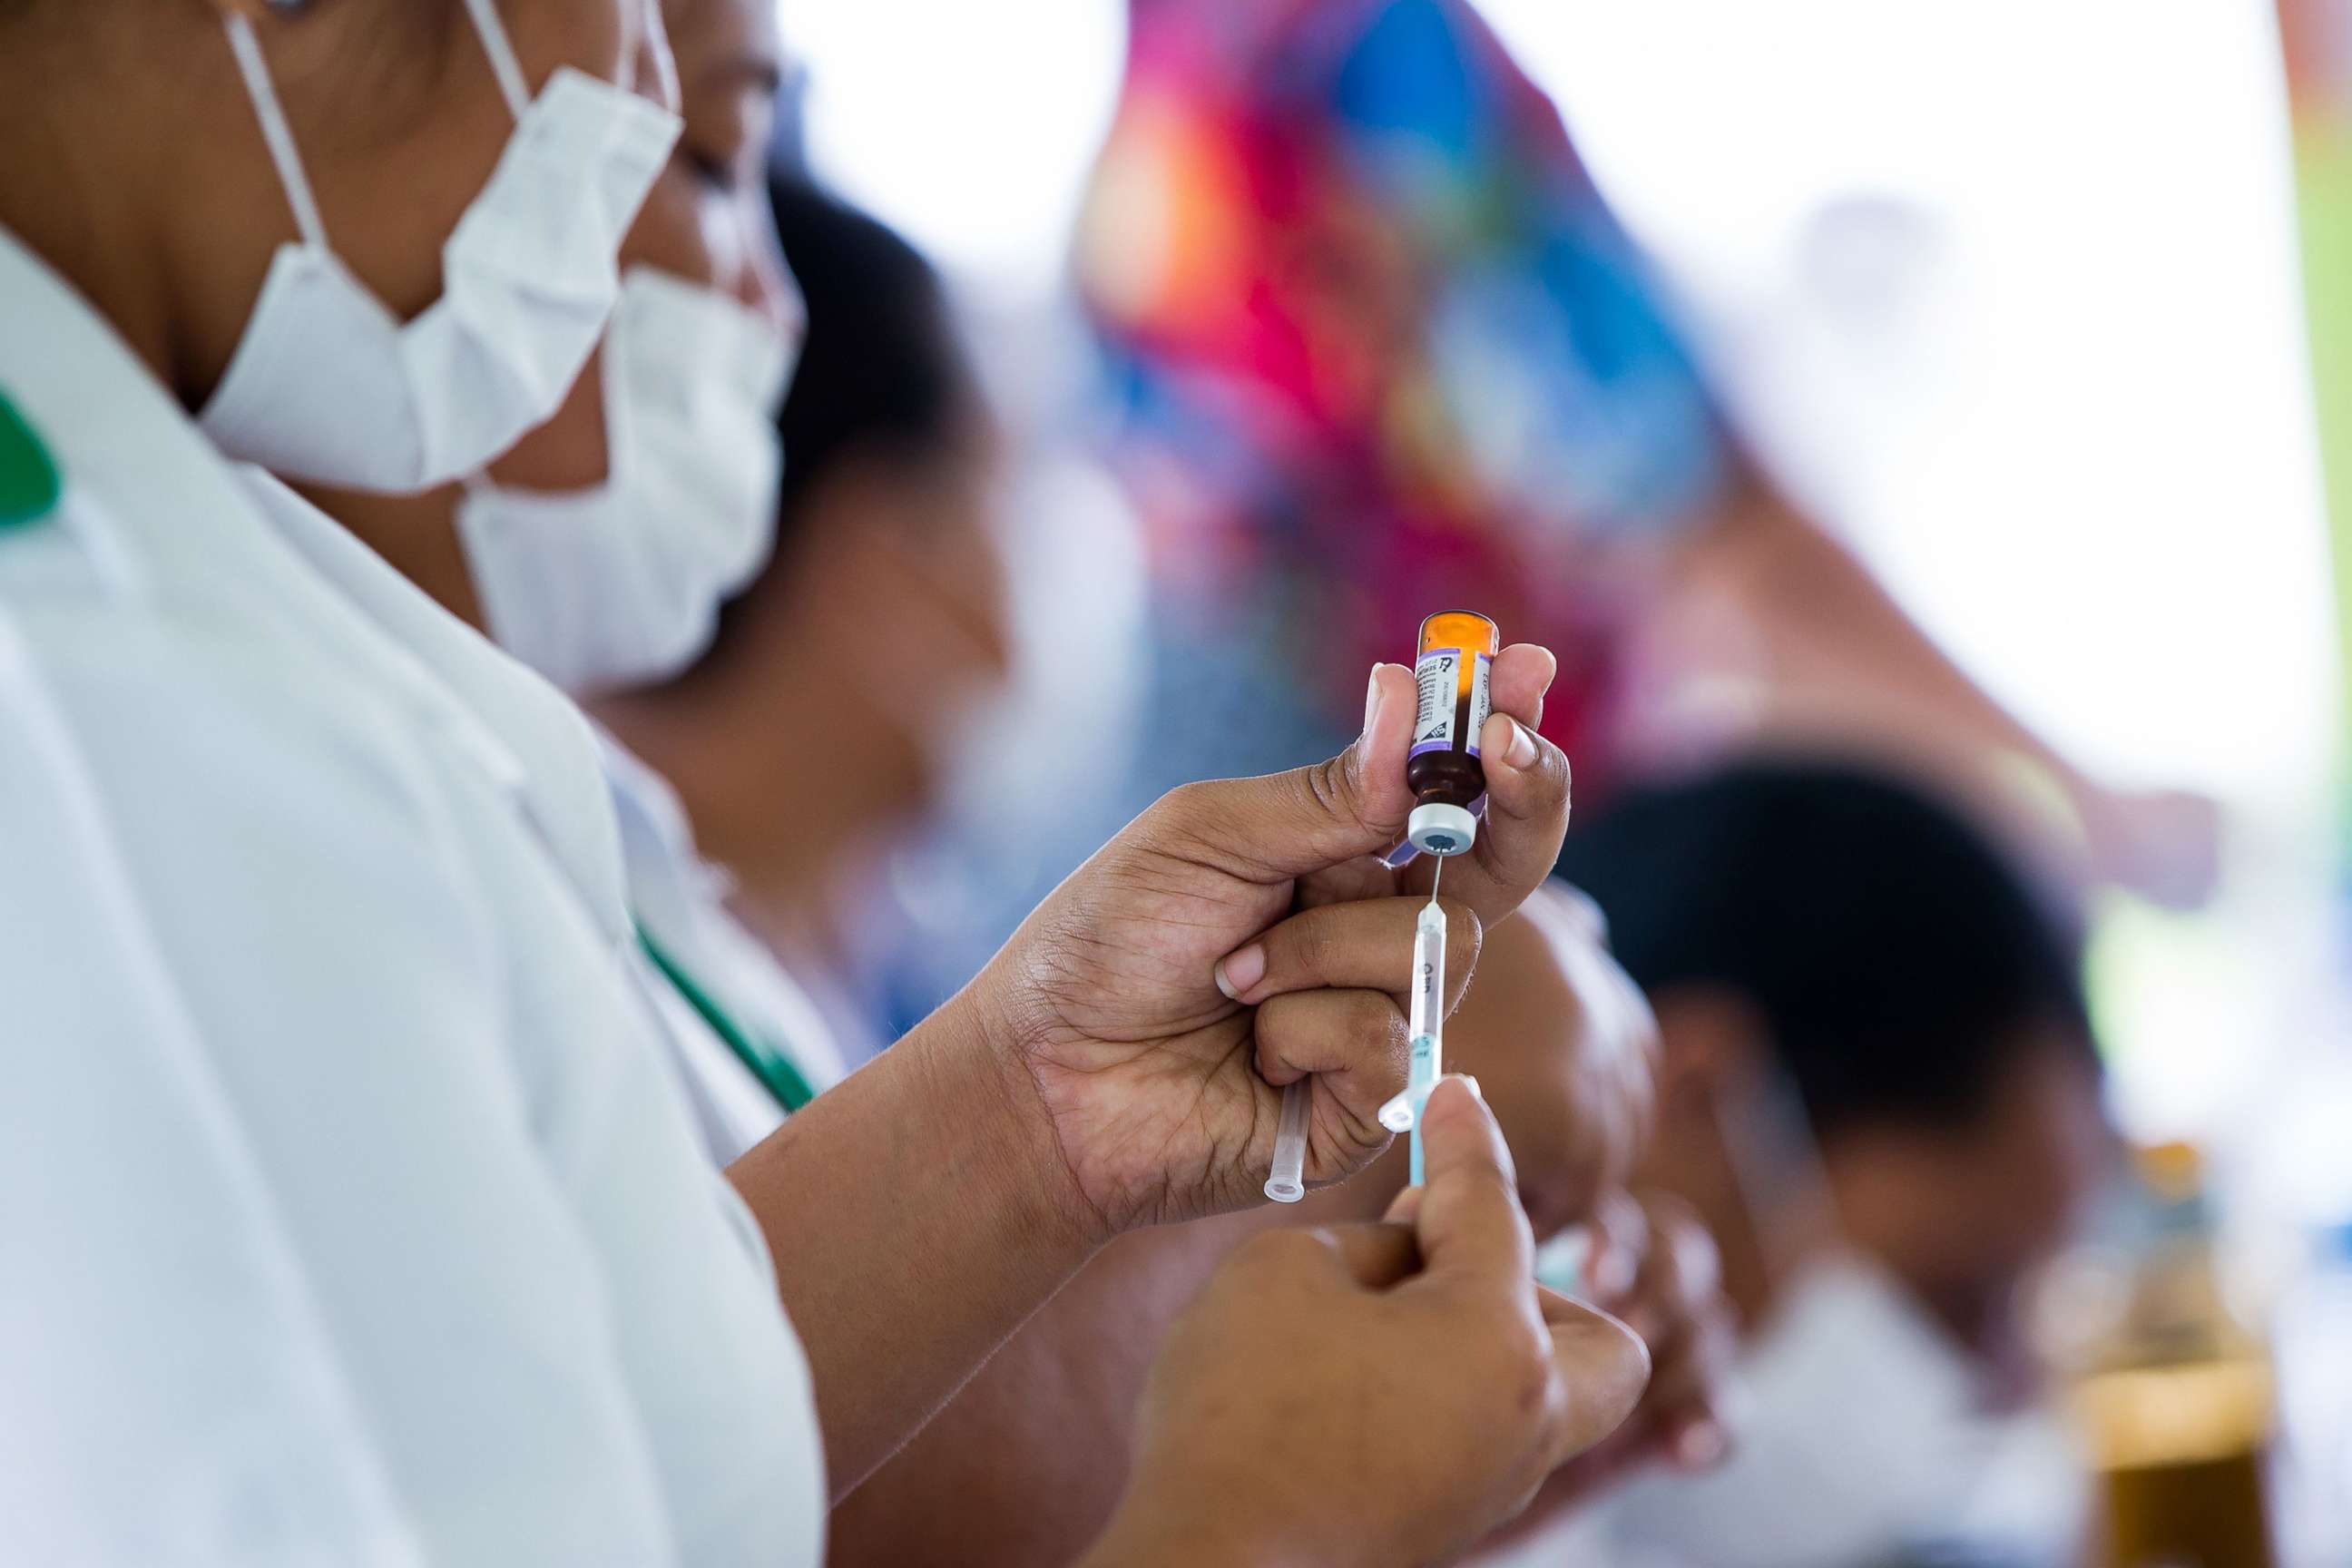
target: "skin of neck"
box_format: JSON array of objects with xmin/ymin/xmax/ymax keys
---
[
  {"xmin": 0, "ymin": 6, "xmax": 272, "ymax": 397},
  {"xmin": 0, "ymin": 5, "xmax": 527, "ymax": 414},
  {"xmin": 595, "ymin": 627, "xmax": 900, "ymax": 965},
  {"xmin": 593, "ymin": 482, "xmax": 960, "ymax": 967}
]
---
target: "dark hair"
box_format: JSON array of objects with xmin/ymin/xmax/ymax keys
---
[
  {"xmin": 685, "ymin": 178, "xmax": 978, "ymax": 683},
  {"xmin": 768, "ymin": 175, "xmax": 975, "ymax": 524},
  {"xmin": 1555, "ymin": 760, "xmax": 2093, "ymax": 1136}
]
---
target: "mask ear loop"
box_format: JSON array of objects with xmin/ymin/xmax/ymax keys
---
[
  {"xmin": 457, "ymin": 0, "xmax": 535, "ymax": 121},
  {"xmin": 222, "ymin": 15, "xmax": 331, "ymax": 251}
]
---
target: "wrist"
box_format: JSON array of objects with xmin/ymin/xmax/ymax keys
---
[{"xmin": 899, "ymin": 979, "xmax": 1107, "ymax": 1259}]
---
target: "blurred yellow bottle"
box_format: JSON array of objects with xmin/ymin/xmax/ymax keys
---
[{"xmin": 2071, "ymin": 1143, "xmax": 2278, "ymax": 1568}]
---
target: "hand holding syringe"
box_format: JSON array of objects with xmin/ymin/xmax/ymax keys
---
[
  {"xmin": 1267, "ymin": 612, "xmax": 1497, "ymax": 1202},
  {"xmin": 1264, "ymin": 861, "xmax": 1451, "ymax": 1200}
]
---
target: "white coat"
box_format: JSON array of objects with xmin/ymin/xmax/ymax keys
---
[
  {"xmin": 0, "ymin": 227, "xmax": 827, "ymax": 1565},
  {"xmin": 598, "ymin": 732, "xmax": 846, "ymax": 1165}
]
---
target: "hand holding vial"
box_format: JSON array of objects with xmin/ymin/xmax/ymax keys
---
[
  {"xmin": 1264, "ymin": 612, "xmax": 1542, "ymax": 1200},
  {"xmin": 957, "ymin": 636, "xmax": 1568, "ymax": 1234}
]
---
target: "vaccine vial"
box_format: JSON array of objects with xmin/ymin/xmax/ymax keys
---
[{"xmin": 1406, "ymin": 611, "xmax": 1499, "ymax": 856}]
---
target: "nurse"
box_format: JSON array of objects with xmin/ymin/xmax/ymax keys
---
[
  {"xmin": 307, "ymin": 0, "xmax": 845, "ymax": 1159},
  {"xmin": 0, "ymin": 5, "xmax": 1634, "ymax": 1567}
]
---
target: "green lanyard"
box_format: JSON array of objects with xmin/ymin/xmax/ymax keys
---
[
  {"xmin": 636, "ymin": 925, "xmax": 817, "ymax": 1113},
  {"xmin": 1, "ymin": 390, "xmax": 64, "ymax": 531}
]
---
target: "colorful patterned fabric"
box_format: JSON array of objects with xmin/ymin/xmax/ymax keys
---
[{"xmin": 1077, "ymin": 0, "xmax": 1735, "ymax": 767}]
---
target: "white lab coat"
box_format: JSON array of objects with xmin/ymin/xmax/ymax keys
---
[
  {"xmin": 0, "ymin": 228, "xmax": 826, "ymax": 1564},
  {"xmin": 597, "ymin": 732, "xmax": 846, "ymax": 1164}
]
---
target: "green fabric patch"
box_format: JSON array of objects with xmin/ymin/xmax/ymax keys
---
[{"xmin": 0, "ymin": 390, "xmax": 63, "ymax": 530}]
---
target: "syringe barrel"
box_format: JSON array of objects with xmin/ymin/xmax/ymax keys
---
[{"xmin": 1407, "ymin": 899, "xmax": 1446, "ymax": 1045}]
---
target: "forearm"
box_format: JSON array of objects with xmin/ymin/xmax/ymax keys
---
[
  {"xmin": 828, "ymin": 1213, "xmax": 1242, "ymax": 1565},
  {"xmin": 725, "ymin": 985, "xmax": 1097, "ymax": 1498}
]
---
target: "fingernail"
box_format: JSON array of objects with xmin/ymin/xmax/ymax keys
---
[
  {"xmin": 1485, "ymin": 715, "xmax": 1537, "ymax": 769},
  {"xmin": 1672, "ymin": 1419, "xmax": 1729, "ymax": 1470},
  {"xmin": 1363, "ymin": 666, "xmax": 1385, "ymax": 735},
  {"xmin": 1214, "ymin": 944, "xmax": 1267, "ymax": 1001},
  {"xmin": 1463, "ymin": 1074, "xmax": 1484, "ymax": 1102}
]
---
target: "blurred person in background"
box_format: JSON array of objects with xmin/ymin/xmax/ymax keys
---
[
  {"xmin": 832, "ymin": 877, "xmax": 1737, "ymax": 1568},
  {"xmin": 1073, "ymin": 0, "xmax": 2218, "ymax": 917},
  {"xmin": 1494, "ymin": 759, "xmax": 2113, "ymax": 1568},
  {"xmin": 596, "ymin": 174, "xmax": 1015, "ymax": 1072}
]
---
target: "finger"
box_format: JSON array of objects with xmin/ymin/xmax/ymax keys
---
[
  {"xmin": 1623, "ymin": 1200, "xmax": 1736, "ymax": 1469},
  {"xmin": 1295, "ymin": 854, "xmax": 1397, "ymax": 910},
  {"xmin": 1147, "ymin": 662, "xmax": 1420, "ymax": 884},
  {"xmin": 1215, "ymin": 897, "xmax": 1481, "ymax": 1014},
  {"xmin": 1396, "ymin": 1077, "xmax": 1534, "ymax": 1295},
  {"xmin": 1393, "ymin": 716, "xmax": 1572, "ymax": 934},
  {"xmin": 1666, "ymin": 1413, "xmax": 1733, "ymax": 1472},
  {"xmin": 1620, "ymin": 1193, "xmax": 1720, "ymax": 1343},
  {"xmin": 1538, "ymin": 1293, "xmax": 1652, "ymax": 1467},
  {"xmin": 1252, "ymin": 989, "xmax": 1409, "ymax": 1152},
  {"xmin": 1608, "ymin": 1295, "xmax": 1736, "ymax": 1475},
  {"xmin": 1236, "ymin": 1221, "xmax": 1421, "ymax": 1298},
  {"xmin": 1489, "ymin": 642, "xmax": 1557, "ymax": 735},
  {"xmin": 1583, "ymin": 1190, "xmax": 1648, "ymax": 1308},
  {"xmin": 1641, "ymin": 1308, "xmax": 1738, "ymax": 1472},
  {"xmin": 1404, "ymin": 714, "xmax": 1571, "ymax": 926},
  {"xmin": 1320, "ymin": 1221, "xmax": 1421, "ymax": 1289}
]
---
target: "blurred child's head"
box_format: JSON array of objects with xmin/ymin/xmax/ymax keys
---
[{"xmin": 1558, "ymin": 759, "xmax": 2110, "ymax": 1360}]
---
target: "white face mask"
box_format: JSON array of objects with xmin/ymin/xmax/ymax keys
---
[
  {"xmin": 198, "ymin": 0, "xmax": 681, "ymax": 494},
  {"xmin": 456, "ymin": 266, "xmax": 798, "ymax": 695}
]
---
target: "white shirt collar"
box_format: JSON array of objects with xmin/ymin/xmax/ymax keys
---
[
  {"xmin": 2, "ymin": 223, "xmax": 632, "ymax": 945},
  {"xmin": 240, "ymin": 467, "xmax": 634, "ymax": 945}
]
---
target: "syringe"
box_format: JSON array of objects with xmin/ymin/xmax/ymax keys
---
[
  {"xmin": 1376, "ymin": 859, "xmax": 1448, "ymax": 1184},
  {"xmin": 1264, "ymin": 1076, "xmax": 1309, "ymax": 1203},
  {"xmin": 1266, "ymin": 861, "xmax": 1451, "ymax": 1201}
]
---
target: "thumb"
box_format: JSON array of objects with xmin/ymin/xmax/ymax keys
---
[
  {"xmin": 1401, "ymin": 1076, "xmax": 1534, "ymax": 1295},
  {"xmin": 1152, "ymin": 663, "xmax": 1417, "ymax": 882},
  {"xmin": 1538, "ymin": 1289, "xmax": 1653, "ymax": 1465}
]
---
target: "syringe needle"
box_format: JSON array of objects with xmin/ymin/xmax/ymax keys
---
[{"xmin": 1377, "ymin": 860, "xmax": 1451, "ymax": 1180}]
